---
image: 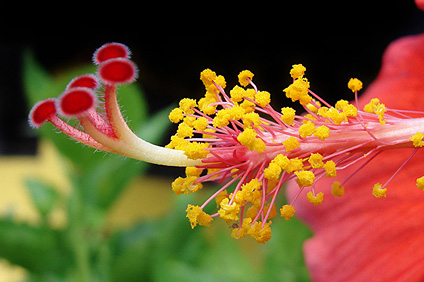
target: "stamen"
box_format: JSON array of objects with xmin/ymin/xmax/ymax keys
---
[{"xmin": 378, "ymin": 148, "xmax": 419, "ymax": 192}]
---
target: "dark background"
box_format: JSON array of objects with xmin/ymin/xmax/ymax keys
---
[{"xmin": 1, "ymin": 2, "xmax": 424, "ymax": 165}]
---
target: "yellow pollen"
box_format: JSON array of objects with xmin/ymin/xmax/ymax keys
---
[
  {"xmin": 198, "ymin": 93, "xmax": 217, "ymax": 115},
  {"xmin": 314, "ymin": 125, "xmax": 330, "ymax": 141},
  {"xmin": 331, "ymin": 181, "xmax": 345, "ymax": 197},
  {"xmin": 303, "ymin": 114, "xmax": 317, "ymax": 122},
  {"xmin": 264, "ymin": 162, "xmax": 282, "ymax": 181},
  {"xmin": 213, "ymin": 75, "xmax": 227, "ymax": 90},
  {"xmin": 283, "ymin": 136, "xmax": 300, "ymax": 152},
  {"xmin": 200, "ymin": 69, "xmax": 217, "ymax": 89},
  {"xmin": 290, "ymin": 64, "xmax": 306, "ymax": 79},
  {"xmin": 270, "ymin": 154, "xmax": 291, "ymax": 172},
  {"xmin": 323, "ymin": 160, "xmax": 337, "ymax": 177},
  {"xmin": 229, "ymin": 105, "xmax": 246, "ymax": 120},
  {"xmin": 409, "ymin": 132, "xmax": 424, "ymax": 147},
  {"xmin": 347, "ymin": 78, "xmax": 363, "ymax": 92},
  {"xmin": 179, "ymin": 98, "xmax": 197, "ymax": 115},
  {"xmin": 237, "ymin": 179, "xmax": 262, "ymax": 206},
  {"xmin": 375, "ymin": 104, "xmax": 386, "ymax": 125},
  {"xmin": 363, "ymin": 98, "xmax": 386, "ymax": 125},
  {"xmin": 239, "ymin": 89, "xmax": 256, "ymax": 113},
  {"xmin": 248, "ymin": 221, "xmax": 272, "ymax": 244},
  {"xmin": 185, "ymin": 166, "xmax": 202, "ymax": 177},
  {"xmin": 218, "ymin": 198, "xmax": 240, "ymax": 221},
  {"xmin": 213, "ymin": 108, "xmax": 231, "ymax": 128},
  {"xmin": 283, "ymin": 77, "xmax": 311, "ymax": 105},
  {"xmin": 326, "ymin": 107, "xmax": 347, "ymax": 125},
  {"xmin": 192, "ymin": 117, "xmax": 209, "ymax": 131},
  {"xmin": 238, "ymin": 70, "xmax": 254, "ymax": 87},
  {"xmin": 416, "ymin": 176, "xmax": 424, "ymax": 191},
  {"xmin": 280, "ymin": 204, "xmax": 296, "ymax": 220},
  {"xmin": 202, "ymin": 128, "xmax": 216, "ymax": 139},
  {"xmin": 186, "ymin": 204, "xmax": 213, "ymax": 229},
  {"xmin": 246, "ymin": 204, "xmax": 276, "ymax": 220},
  {"xmin": 255, "ymin": 91, "xmax": 271, "ymax": 107},
  {"xmin": 237, "ymin": 128, "xmax": 266, "ymax": 153},
  {"xmin": 230, "ymin": 85, "xmax": 246, "ymax": 103},
  {"xmin": 243, "ymin": 112, "xmax": 261, "ymax": 128},
  {"xmin": 183, "ymin": 116, "xmax": 196, "ymax": 126},
  {"xmin": 231, "ymin": 217, "xmax": 252, "ymax": 239},
  {"xmin": 372, "ymin": 183, "xmax": 387, "ymax": 198},
  {"xmin": 335, "ymin": 100, "xmax": 358, "ymax": 118},
  {"xmin": 335, "ymin": 99, "xmax": 349, "ymax": 111},
  {"xmin": 281, "ymin": 107, "xmax": 296, "ymax": 125},
  {"xmin": 307, "ymin": 191, "xmax": 324, "ymax": 205},
  {"xmin": 295, "ymin": 170, "xmax": 315, "ymax": 187},
  {"xmin": 299, "ymin": 120, "xmax": 316, "ymax": 138},
  {"xmin": 165, "ymin": 135, "xmax": 189, "ymax": 150},
  {"xmin": 169, "ymin": 107, "xmax": 184, "ymax": 123},
  {"xmin": 364, "ymin": 98, "xmax": 381, "ymax": 113},
  {"xmin": 183, "ymin": 142, "xmax": 209, "ymax": 160},
  {"xmin": 215, "ymin": 190, "xmax": 228, "ymax": 207},
  {"xmin": 285, "ymin": 157, "xmax": 304, "ymax": 173},
  {"xmin": 306, "ymin": 99, "xmax": 321, "ymax": 113},
  {"xmin": 308, "ymin": 153, "xmax": 324, "ymax": 168},
  {"xmin": 317, "ymin": 106, "xmax": 329, "ymax": 117},
  {"xmin": 176, "ymin": 122, "xmax": 194, "ymax": 138},
  {"xmin": 172, "ymin": 176, "xmax": 203, "ymax": 195}
]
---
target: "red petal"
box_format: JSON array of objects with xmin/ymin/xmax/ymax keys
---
[
  {"xmin": 415, "ymin": 0, "xmax": 424, "ymax": 11},
  {"xmin": 358, "ymin": 34, "xmax": 424, "ymax": 112},
  {"xmin": 287, "ymin": 34, "xmax": 424, "ymax": 281}
]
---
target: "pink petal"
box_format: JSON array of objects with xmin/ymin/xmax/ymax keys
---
[{"xmin": 287, "ymin": 33, "xmax": 424, "ymax": 281}]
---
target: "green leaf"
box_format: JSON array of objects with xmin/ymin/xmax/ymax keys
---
[
  {"xmin": 116, "ymin": 83, "xmax": 148, "ymax": 131},
  {"xmin": 0, "ymin": 218, "xmax": 69, "ymax": 276},
  {"xmin": 137, "ymin": 104, "xmax": 174, "ymax": 143},
  {"xmin": 109, "ymin": 195, "xmax": 195, "ymax": 282},
  {"xmin": 109, "ymin": 221, "xmax": 160, "ymax": 282},
  {"xmin": 79, "ymin": 156, "xmax": 147, "ymax": 210},
  {"xmin": 262, "ymin": 218, "xmax": 312, "ymax": 282},
  {"xmin": 22, "ymin": 50, "xmax": 56, "ymax": 105},
  {"xmin": 25, "ymin": 178, "xmax": 59, "ymax": 219},
  {"xmin": 195, "ymin": 228, "xmax": 261, "ymax": 282}
]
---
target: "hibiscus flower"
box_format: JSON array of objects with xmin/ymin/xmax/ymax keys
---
[
  {"xmin": 29, "ymin": 25, "xmax": 424, "ymax": 248},
  {"xmin": 286, "ymin": 29, "xmax": 424, "ymax": 282}
]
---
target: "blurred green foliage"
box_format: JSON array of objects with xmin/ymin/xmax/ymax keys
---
[{"xmin": 1, "ymin": 51, "xmax": 315, "ymax": 281}]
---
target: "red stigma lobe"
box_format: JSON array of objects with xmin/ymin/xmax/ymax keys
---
[
  {"xmin": 97, "ymin": 58, "xmax": 138, "ymax": 85},
  {"xmin": 93, "ymin": 42, "xmax": 131, "ymax": 65},
  {"xmin": 29, "ymin": 98, "xmax": 57, "ymax": 128},
  {"xmin": 58, "ymin": 88, "xmax": 96, "ymax": 117},
  {"xmin": 66, "ymin": 74, "xmax": 99, "ymax": 90}
]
